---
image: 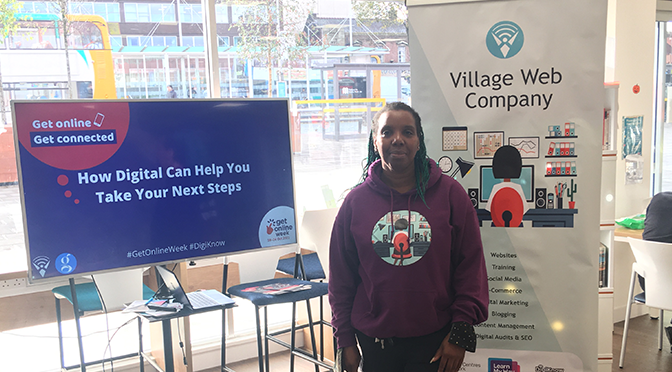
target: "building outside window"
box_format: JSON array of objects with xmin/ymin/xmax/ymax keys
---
[
  {"xmin": 109, "ymin": 35, "xmax": 123, "ymax": 48},
  {"xmin": 126, "ymin": 35, "xmax": 176, "ymax": 47},
  {"xmin": 124, "ymin": 3, "xmax": 175, "ymax": 23},
  {"xmin": 183, "ymin": 36, "xmax": 204, "ymax": 47},
  {"xmin": 149, "ymin": 3, "xmax": 176, "ymax": 22},
  {"xmin": 18, "ymin": 1, "xmax": 57, "ymax": 14},
  {"xmin": 68, "ymin": 2, "xmax": 120, "ymax": 22},
  {"xmin": 68, "ymin": 2, "xmax": 94, "ymax": 15},
  {"xmin": 179, "ymin": 3, "xmax": 202, "ymax": 23},
  {"xmin": 95, "ymin": 3, "xmax": 120, "ymax": 22},
  {"xmin": 215, "ymin": 3, "xmax": 229, "ymax": 23},
  {"xmin": 231, "ymin": 5, "xmax": 247, "ymax": 23},
  {"xmin": 123, "ymin": 3, "xmax": 148, "ymax": 22},
  {"xmin": 398, "ymin": 45, "xmax": 406, "ymax": 63}
]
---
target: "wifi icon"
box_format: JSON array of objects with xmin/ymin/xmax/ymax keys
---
[
  {"xmin": 486, "ymin": 21, "xmax": 524, "ymax": 59},
  {"xmin": 32, "ymin": 255, "xmax": 51, "ymax": 277}
]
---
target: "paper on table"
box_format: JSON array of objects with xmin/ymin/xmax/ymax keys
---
[
  {"xmin": 145, "ymin": 302, "xmax": 183, "ymax": 316},
  {"xmin": 123, "ymin": 299, "xmax": 169, "ymax": 313}
]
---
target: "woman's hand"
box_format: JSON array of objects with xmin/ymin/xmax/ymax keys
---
[
  {"xmin": 342, "ymin": 345, "xmax": 361, "ymax": 372},
  {"xmin": 430, "ymin": 333, "xmax": 466, "ymax": 372}
]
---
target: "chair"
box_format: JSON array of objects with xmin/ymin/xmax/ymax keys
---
[
  {"xmin": 52, "ymin": 269, "xmax": 155, "ymax": 371},
  {"xmin": 487, "ymin": 145, "xmax": 527, "ymax": 227},
  {"xmin": 619, "ymin": 237, "xmax": 672, "ymax": 368},
  {"xmin": 227, "ymin": 250, "xmax": 332, "ymax": 372}
]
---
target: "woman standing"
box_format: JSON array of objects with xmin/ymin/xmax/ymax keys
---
[{"xmin": 329, "ymin": 102, "xmax": 488, "ymax": 372}]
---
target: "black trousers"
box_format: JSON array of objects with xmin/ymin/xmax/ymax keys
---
[{"xmin": 355, "ymin": 326, "xmax": 450, "ymax": 372}]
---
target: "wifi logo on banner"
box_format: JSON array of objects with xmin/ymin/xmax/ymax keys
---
[{"xmin": 486, "ymin": 21, "xmax": 524, "ymax": 59}]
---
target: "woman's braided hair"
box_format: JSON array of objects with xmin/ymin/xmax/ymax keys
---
[{"xmin": 358, "ymin": 102, "xmax": 431, "ymax": 204}]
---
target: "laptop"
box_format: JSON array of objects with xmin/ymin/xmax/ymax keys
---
[{"xmin": 155, "ymin": 265, "xmax": 235, "ymax": 310}]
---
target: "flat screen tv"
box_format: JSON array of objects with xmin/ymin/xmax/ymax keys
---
[
  {"xmin": 13, "ymin": 99, "xmax": 297, "ymax": 281},
  {"xmin": 479, "ymin": 165, "xmax": 535, "ymax": 202}
]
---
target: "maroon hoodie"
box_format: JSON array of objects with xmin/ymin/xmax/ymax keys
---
[{"xmin": 328, "ymin": 159, "xmax": 489, "ymax": 349}]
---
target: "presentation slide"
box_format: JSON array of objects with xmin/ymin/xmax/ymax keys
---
[{"xmin": 13, "ymin": 100, "xmax": 297, "ymax": 281}]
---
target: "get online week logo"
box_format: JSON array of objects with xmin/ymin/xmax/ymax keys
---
[{"xmin": 486, "ymin": 21, "xmax": 524, "ymax": 59}]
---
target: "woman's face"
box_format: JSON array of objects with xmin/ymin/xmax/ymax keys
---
[{"xmin": 374, "ymin": 110, "xmax": 420, "ymax": 174}]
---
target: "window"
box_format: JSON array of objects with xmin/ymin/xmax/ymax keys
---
[
  {"xmin": 10, "ymin": 20, "xmax": 58, "ymax": 49},
  {"xmin": 216, "ymin": 3, "xmax": 229, "ymax": 24},
  {"xmin": 125, "ymin": 3, "xmax": 165, "ymax": 23},
  {"xmin": 18, "ymin": 1, "xmax": 58, "ymax": 14},
  {"xmin": 69, "ymin": 2, "xmax": 93, "ymax": 15},
  {"xmin": 150, "ymin": 3, "xmax": 176, "ymax": 22},
  {"xmin": 126, "ymin": 35, "xmax": 177, "ymax": 47},
  {"xmin": 179, "ymin": 3, "xmax": 202, "ymax": 23},
  {"xmin": 183, "ymin": 36, "xmax": 204, "ymax": 47},
  {"xmin": 97, "ymin": 3, "xmax": 121, "ymax": 22},
  {"xmin": 109, "ymin": 36, "xmax": 123, "ymax": 48},
  {"xmin": 653, "ymin": 21, "xmax": 672, "ymax": 192},
  {"xmin": 155, "ymin": 36, "xmax": 176, "ymax": 46},
  {"xmin": 66, "ymin": 2, "xmax": 121, "ymax": 22},
  {"xmin": 126, "ymin": 36, "xmax": 148, "ymax": 46},
  {"xmin": 398, "ymin": 45, "xmax": 406, "ymax": 63},
  {"xmin": 231, "ymin": 5, "xmax": 246, "ymax": 23},
  {"xmin": 68, "ymin": 21, "xmax": 104, "ymax": 49},
  {"xmin": 0, "ymin": 0, "xmax": 412, "ymax": 285}
]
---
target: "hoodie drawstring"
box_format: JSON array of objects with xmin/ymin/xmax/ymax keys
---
[{"xmin": 375, "ymin": 337, "xmax": 394, "ymax": 349}]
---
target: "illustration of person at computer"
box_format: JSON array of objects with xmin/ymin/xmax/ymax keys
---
[{"xmin": 485, "ymin": 145, "xmax": 528, "ymax": 227}]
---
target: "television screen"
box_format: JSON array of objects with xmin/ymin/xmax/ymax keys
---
[
  {"xmin": 479, "ymin": 165, "xmax": 535, "ymax": 202},
  {"xmin": 13, "ymin": 99, "xmax": 297, "ymax": 281}
]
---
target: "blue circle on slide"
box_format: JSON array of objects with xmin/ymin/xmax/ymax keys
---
[
  {"xmin": 56, "ymin": 253, "xmax": 78, "ymax": 274},
  {"xmin": 258, "ymin": 206, "xmax": 297, "ymax": 248}
]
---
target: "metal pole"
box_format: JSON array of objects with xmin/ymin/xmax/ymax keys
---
[
  {"xmin": 248, "ymin": 59, "xmax": 254, "ymax": 98},
  {"xmin": 187, "ymin": 56, "xmax": 192, "ymax": 94},
  {"xmin": 305, "ymin": 55, "xmax": 310, "ymax": 99},
  {"xmin": 68, "ymin": 278, "xmax": 87, "ymax": 372},
  {"xmin": 121, "ymin": 56, "xmax": 127, "ymax": 99},
  {"xmin": 201, "ymin": 0, "xmax": 220, "ymax": 97},
  {"xmin": 180, "ymin": 57, "xmax": 187, "ymax": 96},
  {"xmin": 163, "ymin": 54, "xmax": 169, "ymax": 98},
  {"xmin": 348, "ymin": 1, "xmax": 353, "ymax": 46},
  {"xmin": 144, "ymin": 55, "xmax": 149, "ymax": 99},
  {"xmin": 176, "ymin": 0, "xmax": 183, "ymax": 46},
  {"xmin": 228, "ymin": 55, "xmax": 233, "ymax": 98}
]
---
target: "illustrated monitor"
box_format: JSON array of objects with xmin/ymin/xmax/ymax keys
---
[
  {"xmin": 13, "ymin": 99, "xmax": 298, "ymax": 281},
  {"xmin": 479, "ymin": 165, "xmax": 535, "ymax": 202}
]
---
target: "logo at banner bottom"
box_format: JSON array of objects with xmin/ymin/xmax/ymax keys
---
[{"xmin": 488, "ymin": 358, "xmax": 521, "ymax": 372}]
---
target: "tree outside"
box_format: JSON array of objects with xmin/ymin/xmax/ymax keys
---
[
  {"xmin": 0, "ymin": 0, "xmax": 19, "ymax": 126},
  {"xmin": 226, "ymin": 0, "xmax": 314, "ymax": 97}
]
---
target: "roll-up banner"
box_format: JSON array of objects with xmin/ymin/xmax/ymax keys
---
[{"xmin": 409, "ymin": 1, "xmax": 606, "ymax": 371}]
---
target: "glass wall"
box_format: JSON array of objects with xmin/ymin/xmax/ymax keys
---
[
  {"xmin": 1, "ymin": 0, "xmax": 411, "ymax": 277},
  {"xmin": 654, "ymin": 22, "xmax": 672, "ymax": 192},
  {"xmin": 0, "ymin": 2, "xmax": 411, "ymax": 361}
]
